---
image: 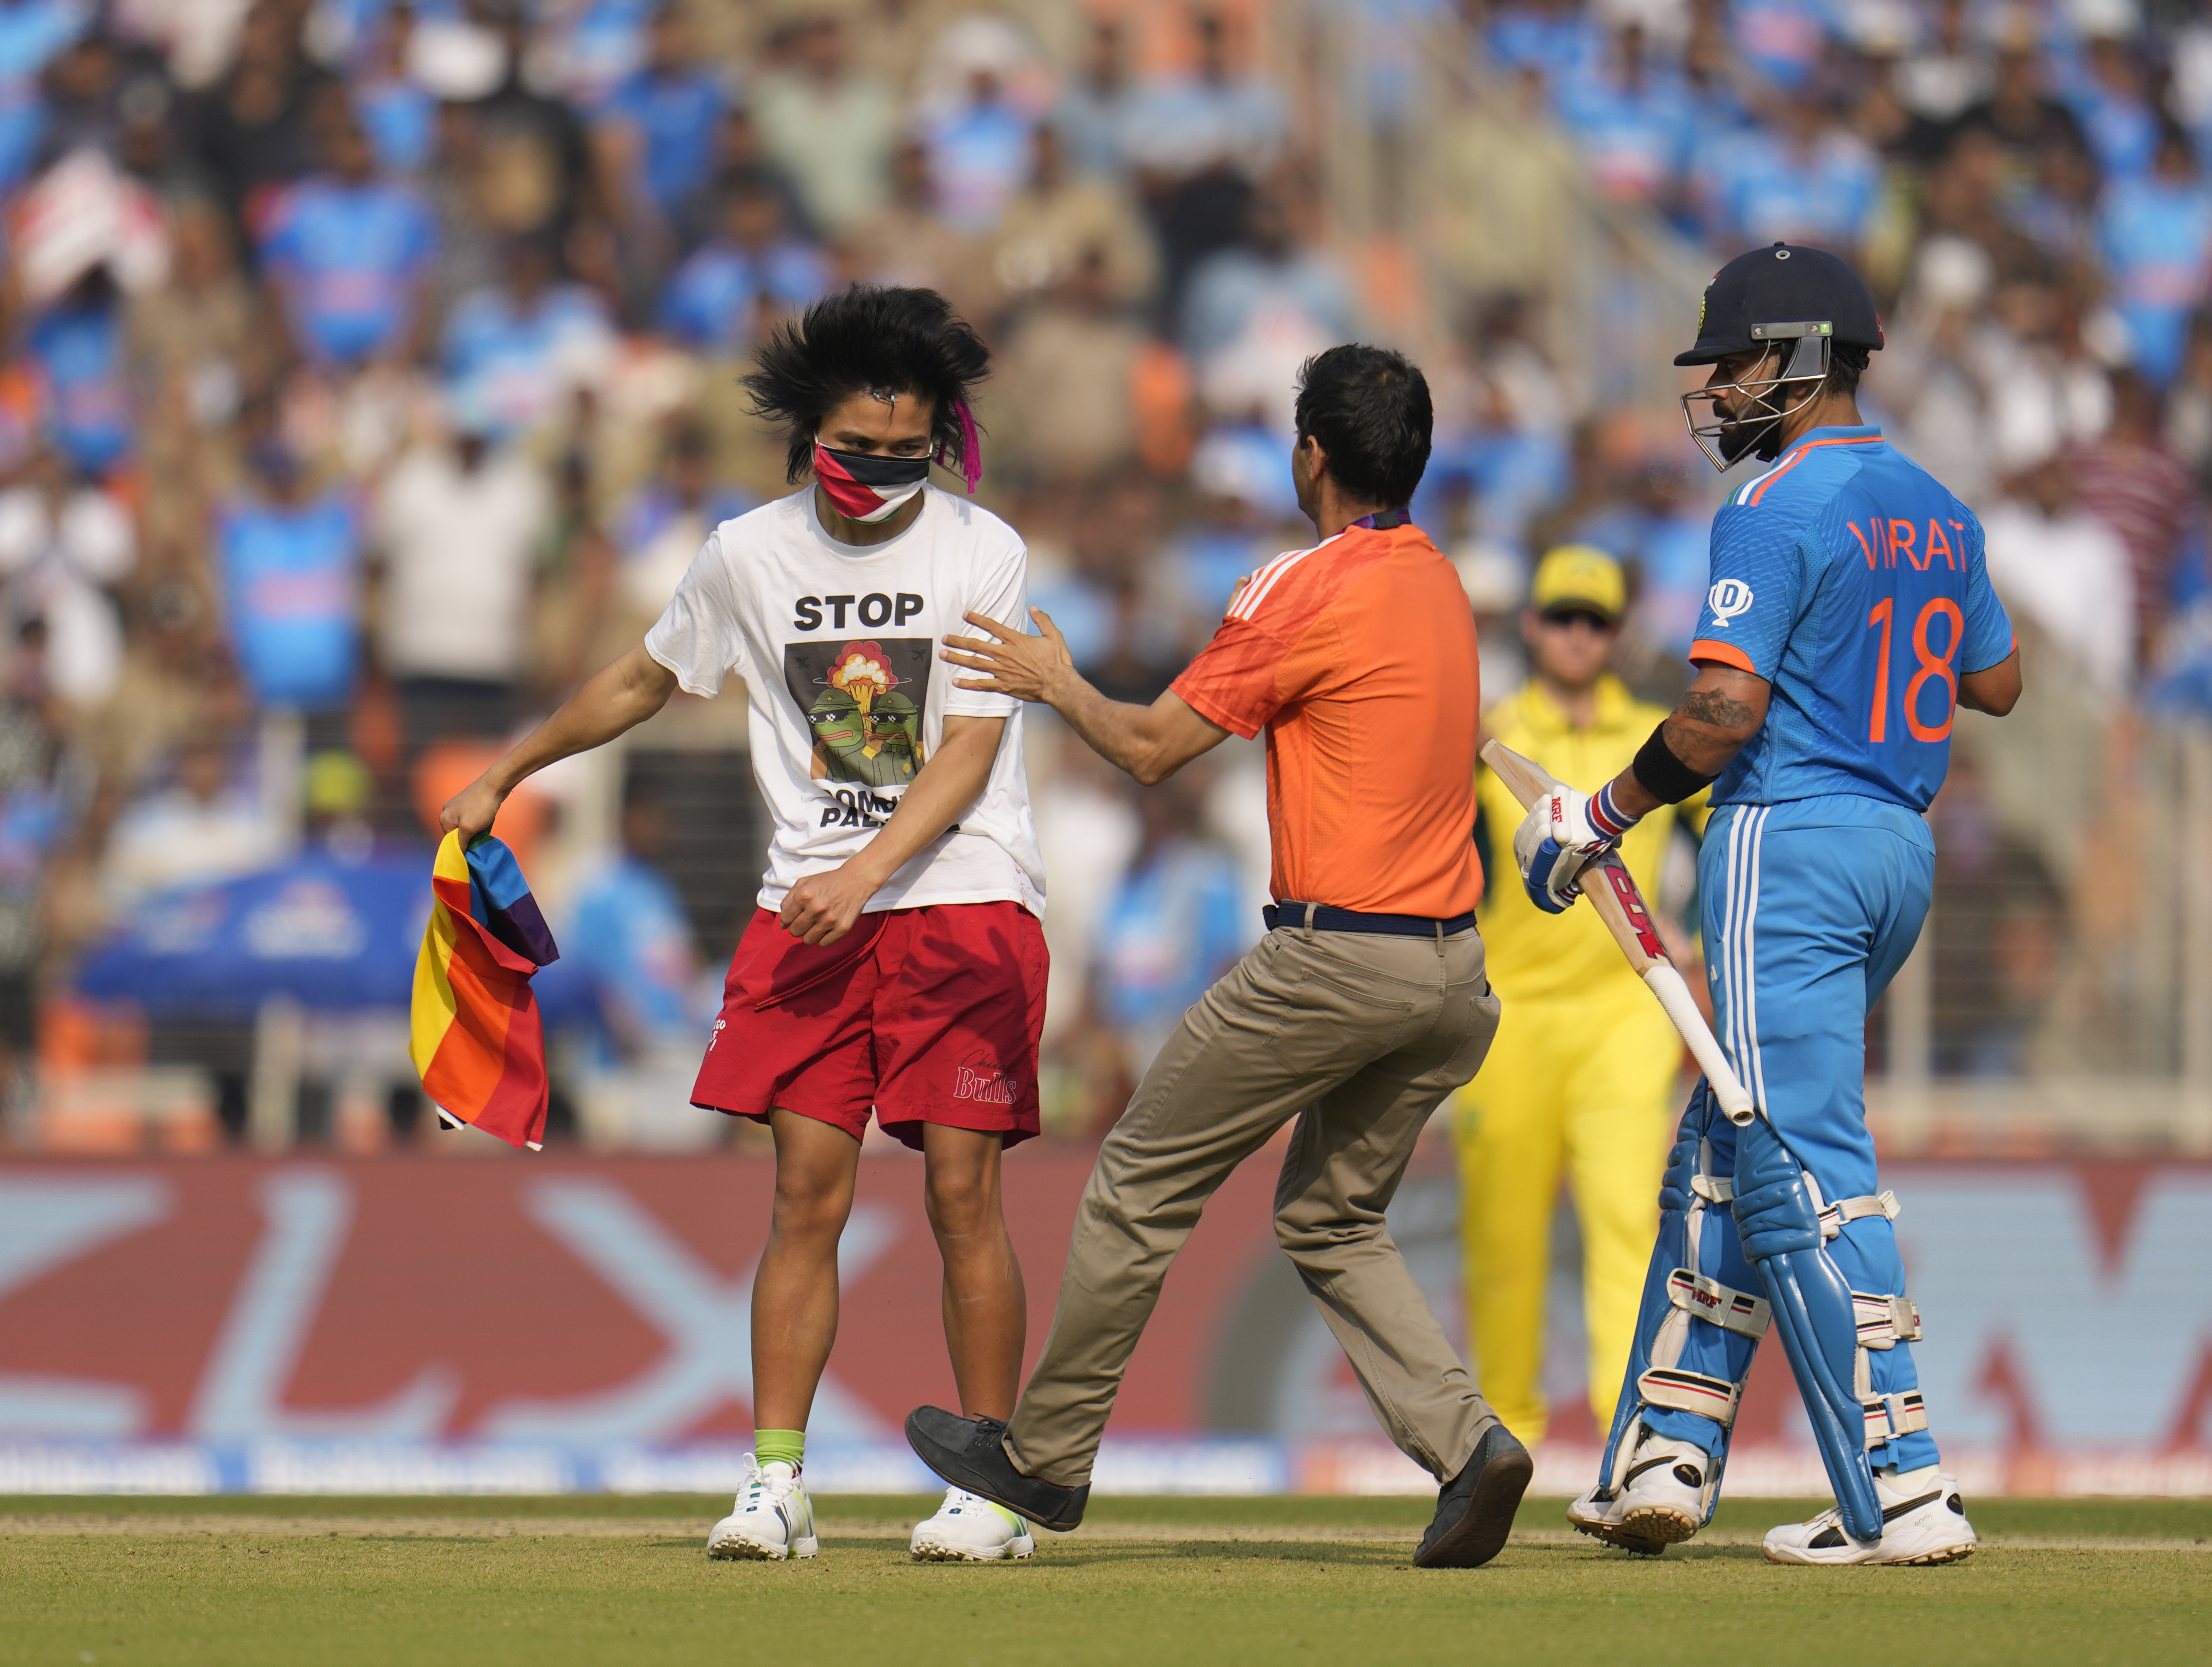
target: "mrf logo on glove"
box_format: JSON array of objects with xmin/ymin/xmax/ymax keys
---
[{"xmin": 1512, "ymin": 784, "xmax": 1639, "ymax": 915}]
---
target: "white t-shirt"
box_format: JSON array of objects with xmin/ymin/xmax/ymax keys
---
[
  {"xmin": 376, "ymin": 443, "xmax": 549, "ymax": 682},
  {"xmin": 644, "ymin": 485, "xmax": 1045, "ymax": 916}
]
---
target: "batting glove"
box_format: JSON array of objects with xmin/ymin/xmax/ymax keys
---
[{"xmin": 1512, "ymin": 784, "xmax": 1639, "ymax": 914}]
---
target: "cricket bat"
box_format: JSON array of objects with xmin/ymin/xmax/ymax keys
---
[{"xmin": 1481, "ymin": 740, "xmax": 1757, "ymax": 1126}]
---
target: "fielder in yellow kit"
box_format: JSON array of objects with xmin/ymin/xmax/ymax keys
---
[{"xmin": 1453, "ymin": 547, "xmax": 1708, "ymax": 1444}]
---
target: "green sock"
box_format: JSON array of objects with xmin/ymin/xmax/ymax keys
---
[{"xmin": 754, "ymin": 1429, "xmax": 806, "ymax": 1470}]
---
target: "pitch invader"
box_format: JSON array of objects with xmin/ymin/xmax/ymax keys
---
[
  {"xmin": 1514, "ymin": 244, "xmax": 2020, "ymax": 1565},
  {"xmin": 441, "ymin": 287, "xmax": 1046, "ymax": 1565}
]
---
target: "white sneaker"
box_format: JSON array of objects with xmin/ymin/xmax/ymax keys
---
[
  {"xmin": 909, "ymin": 1486, "xmax": 1036, "ymax": 1562},
  {"xmin": 1567, "ymin": 1483, "xmax": 1669, "ymax": 1556},
  {"xmin": 706, "ymin": 1458, "xmax": 819, "ymax": 1561},
  {"xmin": 1568, "ymin": 1437, "xmax": 1717, "ymax": 1554},
  {"xmin": 1763, "ymin": 1470, "xmax": 1977, "ymax": 1566}
]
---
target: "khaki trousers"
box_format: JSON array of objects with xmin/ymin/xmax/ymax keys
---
[{"xmin": 1007, "ymin": 920, "xmax": 1505, "ymax": 1487}]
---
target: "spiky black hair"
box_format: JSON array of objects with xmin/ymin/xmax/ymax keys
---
[{"xmin": 743, "ymin": 285, "xmax": 991, "ymax": 485}]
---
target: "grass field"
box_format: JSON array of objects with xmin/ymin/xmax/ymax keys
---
[{"xmin": 3, "ymin": 1494, "xmax": 2206, "ymax": 1667}]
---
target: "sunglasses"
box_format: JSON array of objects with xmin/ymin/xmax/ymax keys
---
[{"xmin": 1537, "ymin": 608, "xmax": 1617, "ymax": 632}]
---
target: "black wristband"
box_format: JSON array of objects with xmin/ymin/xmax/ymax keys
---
[{"xmin": 1631, "ymin": 721, "xmax": 1718, "ymax": 806}]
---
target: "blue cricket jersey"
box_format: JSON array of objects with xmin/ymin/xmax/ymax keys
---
[{"xmin": 1690, "ymin": 425, "xmax": 2013, "ymax": 812}]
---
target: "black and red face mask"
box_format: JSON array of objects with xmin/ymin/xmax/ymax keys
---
[
  {"xmin": 812, "ymin": 399, "xmax": 984, "ymax": 523},
  {"xmin": 812, "ymin": 444, "xmax": 929, "ymax": 523}
]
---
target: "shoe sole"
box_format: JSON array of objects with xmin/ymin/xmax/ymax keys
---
[
  {"xmin": 1412, "ymin": 1447, "xmax": 1534, "ymax": 1569},
  {"xmin": 1569, "ymin": 1517, "xmax": 1673, "ymax": 1557},
  {"xmin": 707, "ymin": 1534, "xmax": 820, "ymax": 1561},
  {"xmin": 1762, "ymin": 1538, "xmax": 1976, "ymax": 1567},
  {"xmin": 1617, "ymin": 1504, "xmax": 1701, "ymax": 1551},
  {"xmin": 909, "ymin": 1532, "xmax": 1037, "ymax": 1563}
]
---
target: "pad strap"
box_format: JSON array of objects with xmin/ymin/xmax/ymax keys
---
[
  {"xmin": 1852, "ymin": 1291, "xmax": 1923, "ymax": 1349},
  {"xmin": 1690, "ymin": 1172, "xmax": 1734, "ymax": 1204},
  {"xmin": 1638, "ymin": 1366, "xmax": 1743, "ymax": 1428},
  {"xmin": 1819, "ymin": 1190, "xmax": 1900, "ymax": 1240},
  {"xmin": 1861, "ymin": 1390, "xmax": 1928, "ymax": 1445},
  {"xmin": 1668, "ymin": 1267, "xmax": 1772, "ymax": 1339}
]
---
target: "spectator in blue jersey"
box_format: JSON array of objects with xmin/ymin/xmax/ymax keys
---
[
  {"xmin": 259, "ymin": 104, "xmax": 439, "ymax": 369},
  {"xmin": 923, "ymin": 62, "xmax": 1034, "ymax": 236},
  {"xmin": 1729, "ymin": 0, "xmax": 1831, "ymax": 92},
  {"xmin": 1124, "ymin": 11, "xmax": 1286, "ymax": 185},
  {"xmin": 351, "ymin": 3, "xmax": 434, "ymax": 175},
  {"xmin": 1554, "ymin": 18, "xmax": 1695, "ymax": 210},
  {"xmin": 1090, "ymin": 774, "xmax": 1250, "ymax": 1073},
  {"xmin": 0, "ymin": 0, "xmax": 83, "ymax": 192},
  {"xmin": 555, "ymin": 0, "xmax": 658, "ymax": 112},
  {"xmin": 567, "ymin": 786, "xmax": 700, "ymax": 1059},
  {"xmin": 597, "ymin": 5, "xmax": 728, "ymax": 225},
  {"xmin": 216, "ymin": 438, "xmax": 361, "ymax": 715},
  {"xmin": 1170, "ymin": 427, "xmax": 1286, "ymax": 628},
  {"xmin": 2065, "ymin": 29, "xmax": 2157, "ymax": 184},
  {"xmin": 1704, "ymin": 96, "xmax": 1879, "ymax": 255},
  {"xmin": 656, "ymin": 175, "xmax": 830, "ymax": 354},
  {"xmin": 26, "ymin": 266, "xmax": 132, "ymax": 476},
  {"xmin": 612, "ymin": 421, "xmax": 750, "ymax": 621},
  {"xmin": 1181, "ymin": 186, "xmax": 1356, "ymax": 365},
  {"xmin": 1485, "ymin": 0, "xmax": 1600, "ymax": 87},
  {"xmin": 1054, "ymin": 16, "xmax": 1139, "ymax": 180},
  {"xmin": 2096, "ymin": 123, "xmax": 2212, "ymax": 386},
  {"xmin": 442, "ymin": 235, "xmax": 618, "ymax": 439}
]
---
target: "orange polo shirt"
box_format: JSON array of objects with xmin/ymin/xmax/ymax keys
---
[{"xmin": 1172, "ymin": 521, "xmax": 1483, "ymax": 917}]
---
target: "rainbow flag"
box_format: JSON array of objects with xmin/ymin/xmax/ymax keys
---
[{"xmin": 410, "ymin": 831, "xmax": 560, "ymax": 1150}]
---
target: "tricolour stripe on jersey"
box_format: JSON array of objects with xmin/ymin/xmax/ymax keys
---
[
  {"xmin": 1735, "ymin": 434, "xmax": 1884, "ymax": 509},
  {"xmin": 1226, "ymin": 531, "xmax": 1344, "ymax": 623},
  {"xmin": 1733, "ymin": 456, "xmax": 1794, "ymax": 507}
]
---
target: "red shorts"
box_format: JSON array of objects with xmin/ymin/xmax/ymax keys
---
[{"xmin": 692, "ymin": 900, "xmax": 1047, "ymax": 1150}]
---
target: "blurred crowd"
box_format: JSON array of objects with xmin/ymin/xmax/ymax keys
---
[{"xmin": 4, "ymin": 0, "xmax": 2207, "ymax": 1150}]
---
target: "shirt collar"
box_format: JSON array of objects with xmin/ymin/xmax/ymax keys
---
[
  {"xmin": 1794, "ymin": 424, "xmax": 1881, "ymax": 445},
  {"xmin": 1519, "ymin": 673, "xmax": 1633, "ymax": 736}
]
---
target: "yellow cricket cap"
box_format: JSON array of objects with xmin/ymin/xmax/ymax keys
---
[
  {"xmin": 306, "ymin": 750, "xmax": 371, "ymax": 816},
  {"xmin": 1531, "ymin": 545, "xmax": 1626, "ymax": 622}
]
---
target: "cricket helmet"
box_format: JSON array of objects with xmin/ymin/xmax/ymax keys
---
[{"xmin": 1678, "ymin": 243, "xmax": 1883, "ymax": 471}]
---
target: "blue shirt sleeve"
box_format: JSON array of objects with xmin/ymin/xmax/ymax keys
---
[
  {"xmin": 402, "ymin": 191, "xmax": 439, "ymax": 273},
  {"xmin": 1956, "ymin": 511, "xmax": 2015, "ymax": 673},
  {"xmin": 657, "ymin": 255, "xmax": 714, "ymax": 346},
  {"xmin": 258, "ymin": 189, "xmax": 302, "ymax": 275},
  {"xmin": 1690, "ymin": 499, "xmax": 1807, "ymax": 677}
]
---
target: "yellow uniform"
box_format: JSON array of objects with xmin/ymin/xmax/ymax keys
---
[{"xmin": 1453, "ymin": 674, "xmax": 1709, "ymax": 1443}]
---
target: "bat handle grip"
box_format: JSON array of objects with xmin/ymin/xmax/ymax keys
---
[{"xmin": 1643, "ymin": 964, "xmax": 1759, "ymax": 1126}]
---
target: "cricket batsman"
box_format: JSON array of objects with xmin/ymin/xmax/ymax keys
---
[
  {"xmin": 1517, "ymin": 244, "xmax": 2020, "ymax": 1565},
  {"xmin": 1455, "ymin": 545, "xmax": 1708, "ymax": 1449}
]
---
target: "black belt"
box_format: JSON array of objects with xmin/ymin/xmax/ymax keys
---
[{"xmin": 1263, "ymin": 901, "xmax": 1478, "ymax": 938}]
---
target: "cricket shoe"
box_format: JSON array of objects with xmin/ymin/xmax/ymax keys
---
[
  {"xmin": 1573, "ymin": 1437, "xmax": 1715, "ymax": 1554},
  {"xmin": 1762, "ymin": 1471, "xmax": 1977, "ymax": 1566},
  {"xmin": 706, "ymin": 1458, "xmax": 818, "ymax": 1561},
  {"xmin": 1566, "ymin": 1485, "xmax": 1667, "ymax": 1557},
  {"xmin": 910, "ymin": 1487, "xmax": 1037, "ymax": 1562}
]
